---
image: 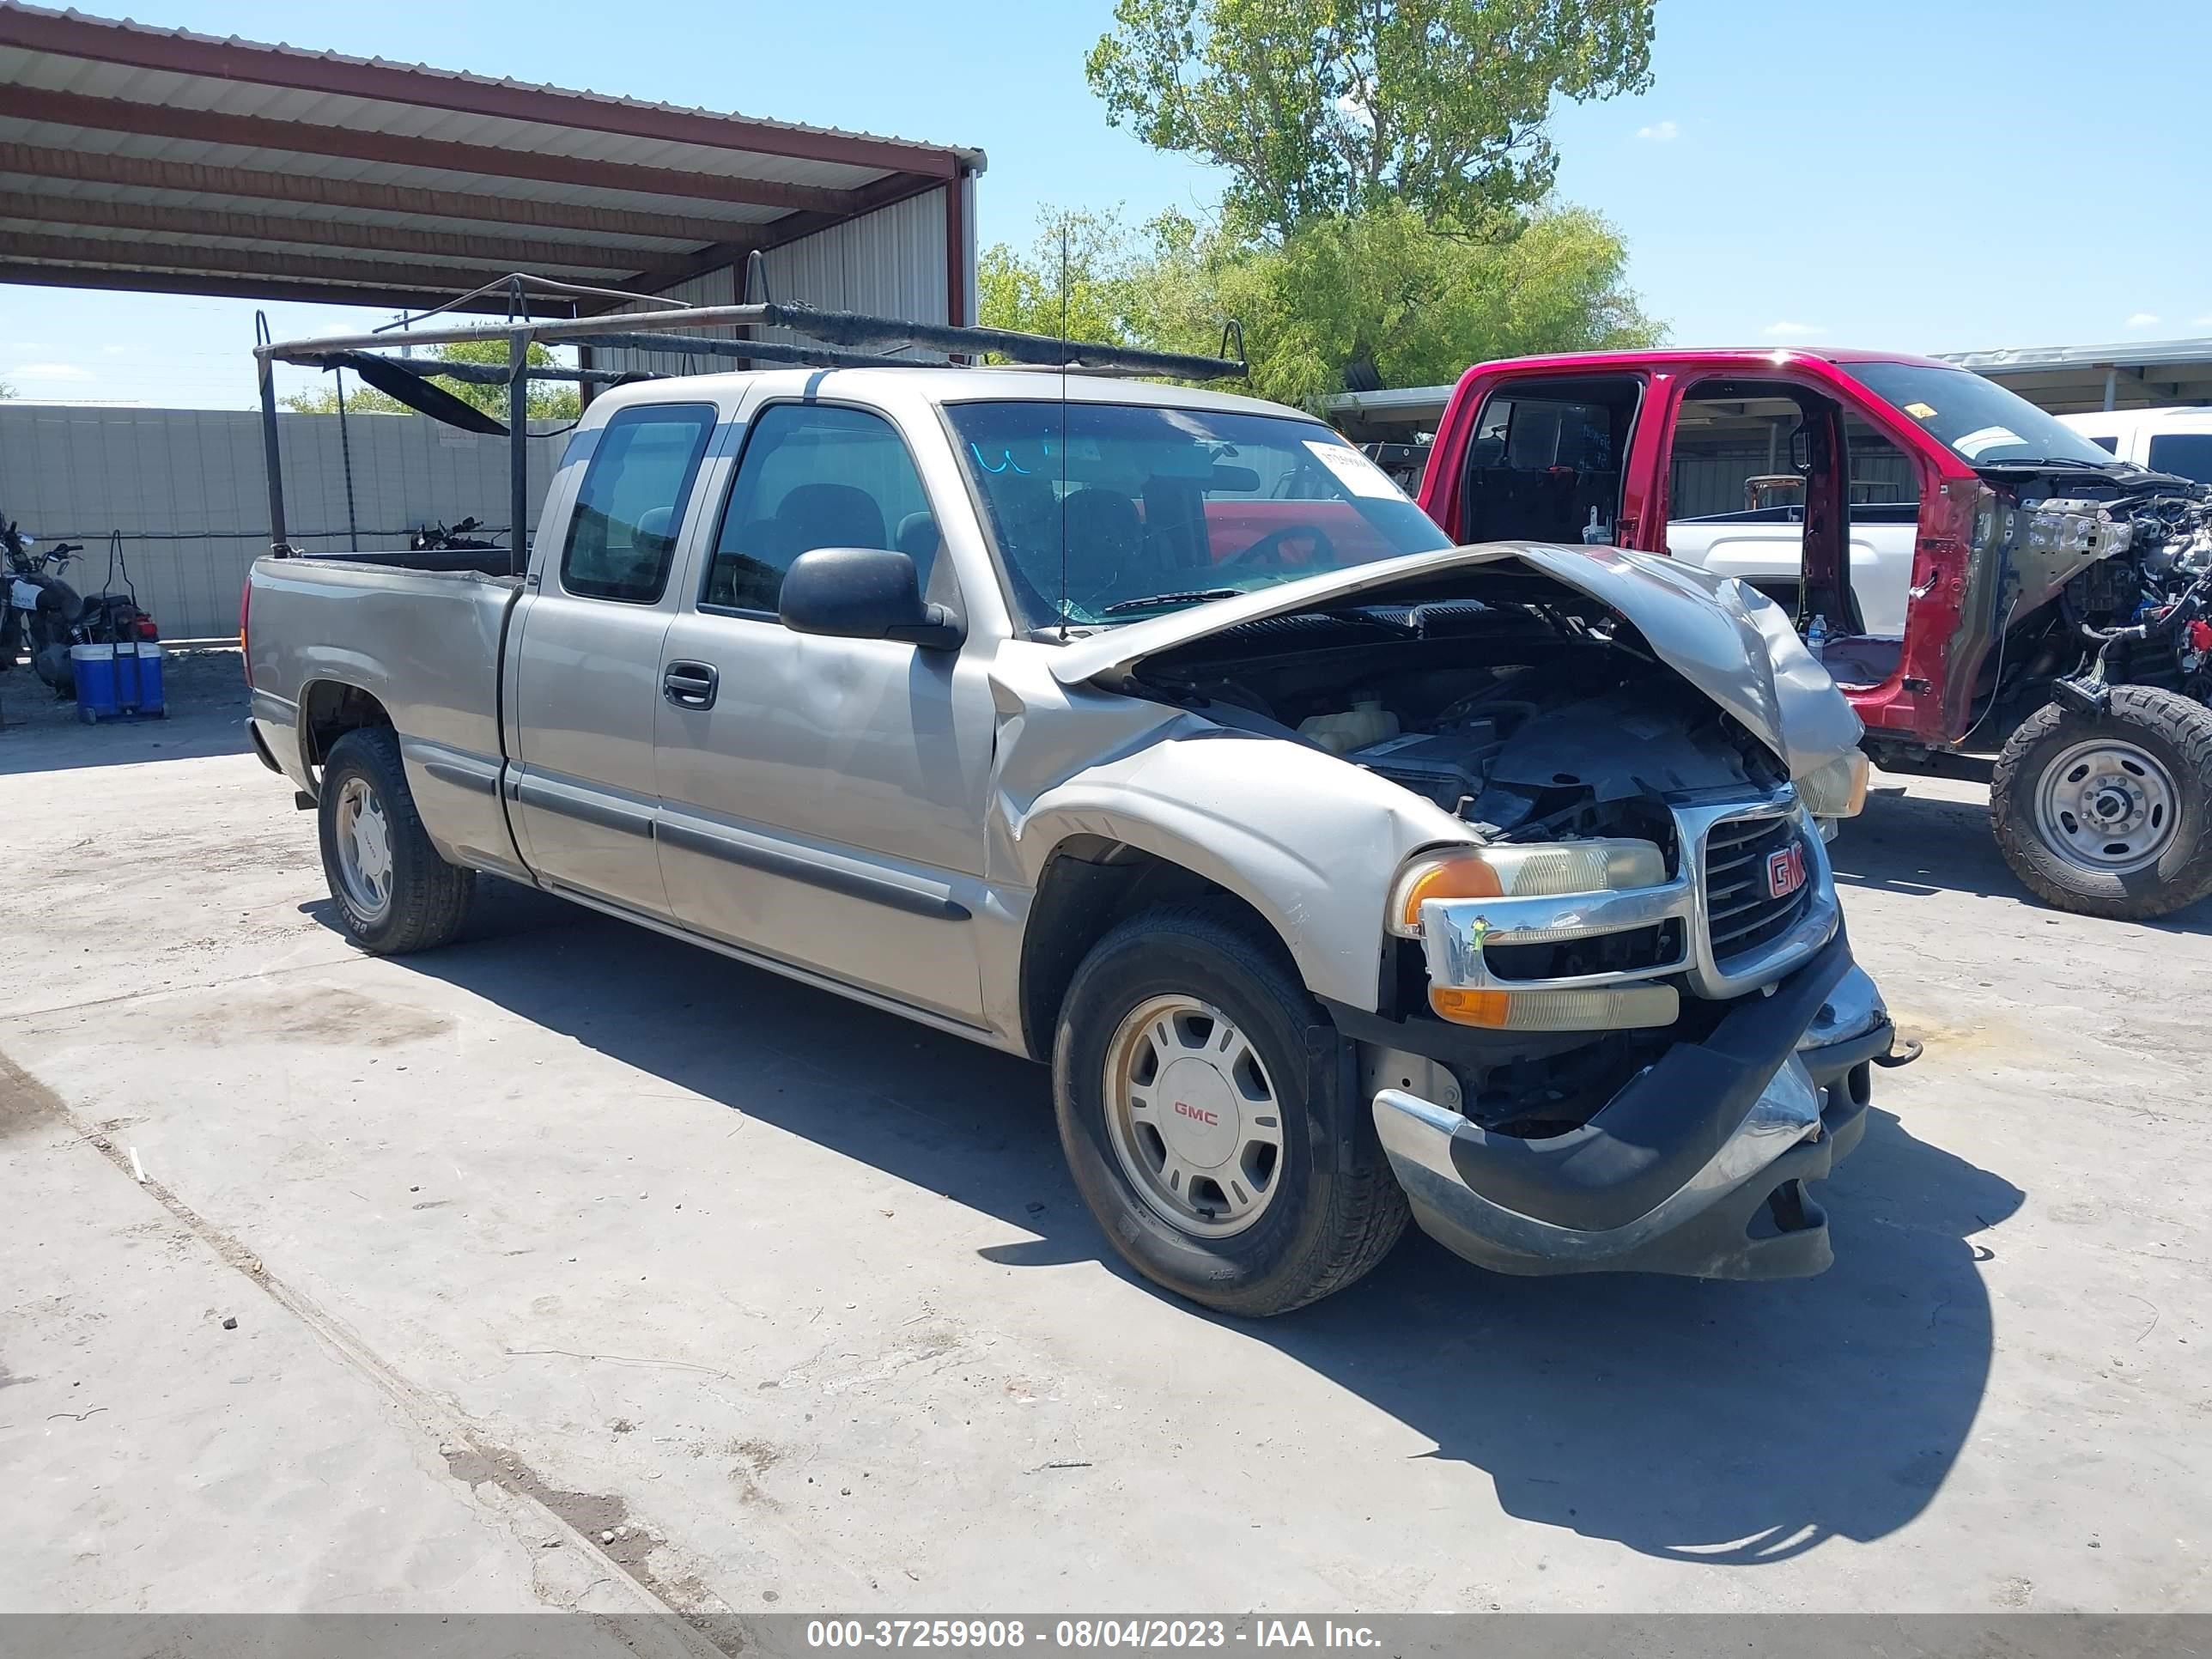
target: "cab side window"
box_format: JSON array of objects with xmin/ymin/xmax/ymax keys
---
[
  {"xmin": 2148, "ymin": 433, "xmax": 2212, "ymax": 484},
  {"xmin": 559, "ymin": 403, "xmax": 716, "ymax": 603},
  {"xmin": 1460, "ymin": 376, "xmax": 1640, "ymax": 545},
  {"xmin": 703, "ymin": 404, "xmax": 934, "ymax": 615}
]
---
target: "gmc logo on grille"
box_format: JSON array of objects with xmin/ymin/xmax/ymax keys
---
[{"xmin": 1766, "ymin": 842, "xmax": 1807, "ymax": 900}]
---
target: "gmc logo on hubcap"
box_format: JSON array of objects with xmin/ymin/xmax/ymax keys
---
[
  {"xmin": 1173, "ymin": 1101, "xmax": 1219, "ymax": 1127},
  {"xmin": 1766, "ymin": 843, "xmax": 1807, "ymax": 900}
]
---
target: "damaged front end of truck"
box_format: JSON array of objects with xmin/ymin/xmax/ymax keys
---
[{"xmin": 1042, "ymin": 541, "xmax": 1902, "ymax": 1280}]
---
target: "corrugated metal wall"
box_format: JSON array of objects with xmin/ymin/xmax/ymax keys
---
[
  {"xmin": 591, "ymin": 185, "xmax": 961, "ymax": 382},
  {"xmin": 761, "ymin": 185, "xmax": 953, "ymax": 348},
  {"xmin": 0, "ymin": 403, "xmax": 567, "ymax": 638}
]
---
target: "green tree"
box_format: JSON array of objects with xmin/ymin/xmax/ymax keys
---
[
  {"xmin": 1087, "ymin": 0, "xmax": 1655, "ymax": 240},
  {"xmin": 1194, "ymin": 200, "xmax": 1661, "ymax": 409},
  {"xmin": 281, "ymin": 337, "xmax": 580, "ymax": 422},
  {"xmin": 983, "ymin": 201, "xmax": 1658, "ymax": 412},
  {"xmin": 978, "ymin": 209, "xmax": 1149, "ymax": 348}
]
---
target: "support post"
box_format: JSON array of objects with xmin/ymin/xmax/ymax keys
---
[
  {"xmin": 256, "ymin": 346, "xmax": 288, "ymax": 553},
  {"xmin": 334, "ymin": 369, "xmax": 360, "ymax": 552},
  {"xmin": 509, "ymin": 331, "xmax": 530, "ymax": 578}
]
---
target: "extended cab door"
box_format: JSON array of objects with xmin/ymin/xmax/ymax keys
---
[
  {"xmin": 651, "ymin": 397, "xmax": 994, "ymax": 1024},
  {"xmin": 1425, "ymin": 372, "xmax": 1654, "ymax": 551},
  {"xmin": 506, "ymin": 401, "xmax": 719, "ymax": 917}
]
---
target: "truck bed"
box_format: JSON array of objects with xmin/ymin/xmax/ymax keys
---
[{"xmin": 245, "ymin": 552, "xmax": 526, "ymax": 876}]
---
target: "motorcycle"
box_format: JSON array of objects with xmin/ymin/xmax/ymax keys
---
[
  {"xmin": 410, "ymin": 515, "xmax": 497, "ymax": 551},
  {"xmin": 2, "ymin": 520, "xmax": 160, "ymax": 696},
  {"xmin": 2, "ymin": 517, "xmax": 85, "ymax": 690}
]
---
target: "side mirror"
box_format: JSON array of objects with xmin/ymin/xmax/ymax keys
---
[{"xmin": 778, "ymin": 547, "xmax": 964, "ymax": 650}]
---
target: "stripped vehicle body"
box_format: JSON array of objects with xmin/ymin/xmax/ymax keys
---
[{"xmin": 244, "ymin": 312, "xmax": 1894, "ymax": 1310}]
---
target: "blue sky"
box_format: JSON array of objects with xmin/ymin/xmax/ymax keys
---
[{"xmin": 5, "ymin": 0, "xmax": 2209, "ymax": 408}]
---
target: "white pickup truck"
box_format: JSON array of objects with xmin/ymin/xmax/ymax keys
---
[
  {"xmin": 1665, "ymin": 501, "xmax": 1917, "ymax": 637},
  {"xmin": 242, "ymin": 341, "xmax": 1894, "ymax": 1315}
]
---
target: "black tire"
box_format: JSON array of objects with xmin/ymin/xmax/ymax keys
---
[
  {"xmin": 317, "ymin": 726, "xmax": 476, "ymax": 953},
  {"xmin": 1990, "ymin": 685, "xmax": 2212, "ymax": 921},
  {"xmin": 1052, "ymin": 903, "xmax": 1409, "ymax": 1316}
]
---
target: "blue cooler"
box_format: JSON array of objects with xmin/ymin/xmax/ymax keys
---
[
  {"xmin": 71, "ymin": 642, "xmax": 119, "ymax": 721},
  {"xmin": 71, "ymin": 640, "xmax": 166, "ymax": 722},
  {"xmin": 115, "ymin": 640, "xmax": 165, "ymax": 716}
]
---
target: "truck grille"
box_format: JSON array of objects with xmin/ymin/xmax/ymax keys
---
[{"xmin": 1703, "ymin": 813, "xmax": 1812, "ymax": 965}]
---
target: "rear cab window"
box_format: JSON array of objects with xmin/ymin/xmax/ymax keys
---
[{"xmin": 559, "ymin": 403, "xmax": 718, "ymax": 603}]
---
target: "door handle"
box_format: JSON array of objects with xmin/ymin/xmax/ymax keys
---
[{"xmin": 662, "ymin": 660, "xmax": 719, "ymax": 710}]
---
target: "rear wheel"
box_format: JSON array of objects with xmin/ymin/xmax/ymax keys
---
[
  {"xmin": 317, "ymin": 727, "xmax": 475, "ymax": 953},
  {"xmin": 1991, "ymin": 685, "xmax": 2212, "ymax": 920},
  {"xmin": 1052, "ymin": 904, "xmax": 1407, "ymax": 1316}
]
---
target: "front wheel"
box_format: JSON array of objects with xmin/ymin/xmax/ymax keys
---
[
  {"xmin": 1991, "ymin": 685, "xmax": 2212, "ymax": 920},
  {"xmin": 317, "ymin": 727, "xmax": 476, "ymax": 953},
  {"xmin": 1052, "ymin": 904, "xmax": 1408, "ymax": 1316}
]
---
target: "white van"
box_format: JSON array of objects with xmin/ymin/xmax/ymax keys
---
[{"xmin": 2058, "ymin": 406, "xmax": 2212, "ymax": 483}]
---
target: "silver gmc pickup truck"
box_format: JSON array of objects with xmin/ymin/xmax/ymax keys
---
[{"xmin": 243, "ymin": 366, "xmax": 1896, "ymax": 1315}]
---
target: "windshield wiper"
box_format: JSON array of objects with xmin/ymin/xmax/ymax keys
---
[
  {"xmin": 1973, "ymin": 454, "xmax": 2122, "ymax": 471},
  {"xmin": 1099, "ymin": 586, "xmax": 1243, "ymax": 616}
]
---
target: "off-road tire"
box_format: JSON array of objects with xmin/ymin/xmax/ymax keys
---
[
  {"xmin": 317, "ymin": 727, "xmax": 476, "ymax": 953},
  {"xmin": 1991, "ymin": 684, "xmax": 2212, "ymax": 921},
  {"xmin": 1053, "ymin": 903, "xmax": 1409, "ymax": 1316}
]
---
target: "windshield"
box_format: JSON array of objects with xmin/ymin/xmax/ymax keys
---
[
  {"xmin": 943, "ymin": 401, "xmax": 1452, "ymax": 628},
  {"xmin": 1844, "ymin": 363, "xmax": 2123, "ymax": 471}
]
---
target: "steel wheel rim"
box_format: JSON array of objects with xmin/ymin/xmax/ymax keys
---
[
  {"xmin": 2033, "ymin": 737, "xmax": 2179, "ymax": 876},
  {"xmin": 333, "ymin": 775, "xmax": 395, "ymax": 921},
  {"xmin": 1103, "ymin": 994, "xmax": 1285, "ymax": 1239}
]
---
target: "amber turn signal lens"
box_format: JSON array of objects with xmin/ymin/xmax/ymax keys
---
[
  {"xmin": 1429, "ymin": 988, "xmax": 1512, "ymax": 1025},
  {"xmin": 1396, "ymin": 859, "xmax": 1504, "ymax": 930}
]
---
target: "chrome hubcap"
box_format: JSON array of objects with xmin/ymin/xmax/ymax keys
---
[
  {"xmin": 2034, "ymin": 738, "xmax": 2178, "ymax": 876},
  {"xmin": 1103, "ymin": 995, "xmax": 1284, "ymax": 1237},
  {"xmin": 333, "ymin": 776, "xmax": 395, "ymax": 921}
]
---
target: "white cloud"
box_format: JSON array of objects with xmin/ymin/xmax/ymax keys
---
[
  {"xmin": 2126, "ymin": 312, "xmax": 2161, "ymax": 328},
  {"xmin": 9, "ymin": 362, "xmax": 94, "ymax": 382},
  {"xmin": 1636, "ymin": 119, "xmax": 1680, "ymax": 142},
  {"xmin": 100, "ymin": 343, "xmax": 130, "ymax": 356},
  {"xmin": 2192, "ymin": 314, "xmax": 2212, "ymax": 328},
  {"xmin": 1762, "ymin": 321, "xmax": 1825, "ymax": 339}
]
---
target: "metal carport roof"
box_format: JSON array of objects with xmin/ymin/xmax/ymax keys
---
[{"xmin": 0, "ymin": 2, "xmax": 984, "ymax": 318}]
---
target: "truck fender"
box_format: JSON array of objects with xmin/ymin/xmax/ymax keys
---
[{"xmin": 1004, "ymin": 730, "xmax": 1480, "ymax": 1013}]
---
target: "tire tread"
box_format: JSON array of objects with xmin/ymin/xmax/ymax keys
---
[
  {"xmin": 320, "ymin": 727, "xmax": 475, "ymax": 953},
  {"xmin": 1057, "ymin": 901, "xmax": 1407, "ymax": 1316},
  {"xmin": 1990, "ymin": 684, "xmax": 2212, "ymax": 920}
]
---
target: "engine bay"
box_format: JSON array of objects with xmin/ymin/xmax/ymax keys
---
[
  {"xmin": 1985, "ymin": 475, "xmax": 2212, "ymax": 707},
  {"xmin": 1132, "ymin": 584, "xmax": 1788, "ymax": 852}
]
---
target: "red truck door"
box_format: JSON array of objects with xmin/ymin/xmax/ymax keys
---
[{"xmin": 1419, "ymin": 368, "xmax": 1661, "ymax": 553}]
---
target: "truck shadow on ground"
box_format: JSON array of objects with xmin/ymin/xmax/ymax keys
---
[
  {"xmin": 369, "ymin": 879, "xmax": 2023, "ymax": 1571},
  {"xmin": 1830, "ymin": 781, "xmax": 2212, "ymax": 936}
]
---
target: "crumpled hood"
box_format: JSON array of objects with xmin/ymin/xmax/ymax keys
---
[{"xmin": 1047, "ymin": 541, "xmax": 1864, "ymax": 780}]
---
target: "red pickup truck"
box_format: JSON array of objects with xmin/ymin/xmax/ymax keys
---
[{"xmin": 1412, "ymin": 348, "xmax": 2212, "ymax": 920}]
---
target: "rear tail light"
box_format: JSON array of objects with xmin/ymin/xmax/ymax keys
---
[{"xmin": 137, "ymin": 614, "xmax": 158, "ymax": 640}]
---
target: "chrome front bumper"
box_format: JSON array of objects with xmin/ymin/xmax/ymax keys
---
[
  {"xmin": 1371, "ymin": 939, "xmax": 1892, "ymax": 1280},
  {"xmin": 1418, "ymin": 793, "xmax": 1838, "ymax": 1001}
]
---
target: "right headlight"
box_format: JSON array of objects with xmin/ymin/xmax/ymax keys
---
[
  {"xmin": 1797, "ymin": 750, "xmax": 1870, "ymax": 819},
  {"xmin": 1387, "ymin": 837, "xmax": 1668, "ymax": 939}
]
